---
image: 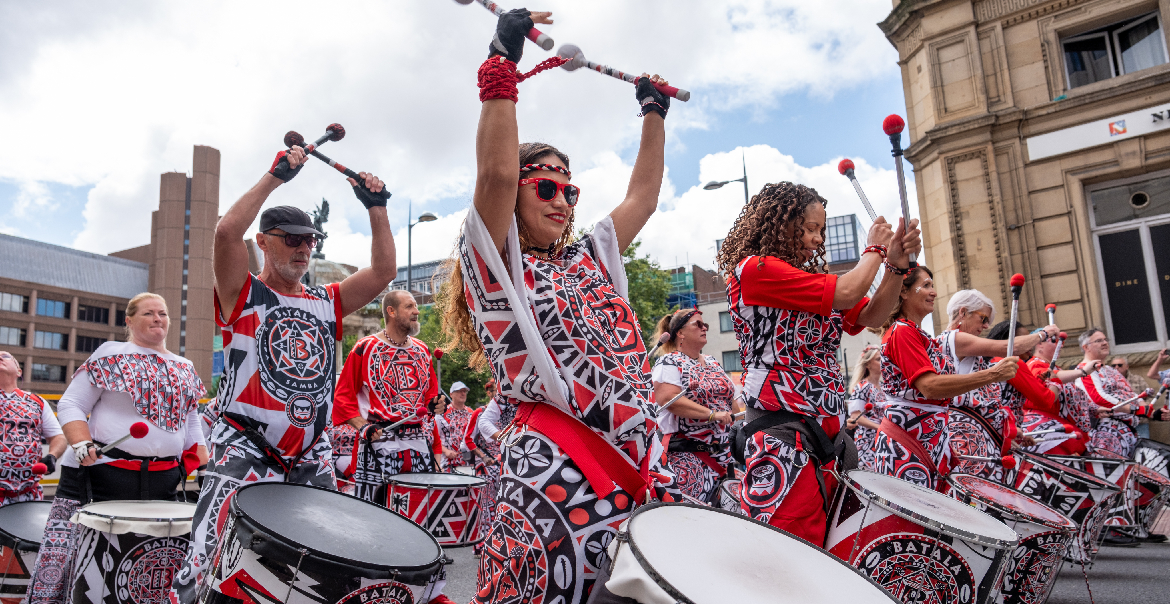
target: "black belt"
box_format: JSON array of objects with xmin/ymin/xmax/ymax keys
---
[
  {"xmin": 667, "ymin": 438, "xmax": 724, "ymax": 454},
  {"xmin": 88, "ymin": 442, "xmax": 180, "ymax": 502},
  {"xmin": 220, "ymin": 412, "xmax": 321, "ymax": 479}
]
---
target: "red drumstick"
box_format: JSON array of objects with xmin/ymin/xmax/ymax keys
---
[
  {"xmin": 883, "ymin": 114, "xmax": 914, "ymax": 266},
  {"xmin": 1005, "ymin": 274, "xmax": 1025, "ymax": 358},
  {"xmin": 557, "ymin": 44, "xmax": 691, "ymax": 102},
  {"xmin": 456, "ymin": 0, "xmax": 554, "ymax": 50},
  {"xmin": 99, "ymin": 421, "xmax": 150, "ymax": 454},
  {"xmin": 1047, "ymin": 332, "xmax": 1067, "ymax": 375}
]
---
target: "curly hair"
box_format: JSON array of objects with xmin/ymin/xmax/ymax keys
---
[
  {"xmin": 440, "ymin": 142, "xmax": 576, "ymax": 370},
  {"xmin": 716, "ymin": 181, "xmax": 829, "ymax": 277}
]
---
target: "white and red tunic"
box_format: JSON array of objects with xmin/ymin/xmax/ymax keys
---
[
  {"xmin": 875, "ymin": 318, "xmax": 955, "ymax": 491},
  {"xmin": 1018, "ymin": 359, "xmax": 1089, "ymax": 455},
  {"xmin": 939, "ymin": 330, "xmax": 1008, "ymax": 482},
  {"xmin": 726, "ymin": 255, "xmax": 867, "ymax": 543},
  {"xmin": 215, "ymin": 275, "xmax": 342, "ymax": 459},
  {"xmin": 845, "ymin": 381, "xmax": 884, "ymax": 471},
  {"xmin": 651, "ymin": 351, "xmax": 736, "ymax": 503},
  {"xmin": 445, "ymin": 405, "xmax": 474, "ymax": 455},
  {"xmin": 1, "ymin": 388, "xmax": 62, "ymax": 503},
  {"xmin": 1073, "ymin": 365, "xmax": 1141, "ymax": 457}
]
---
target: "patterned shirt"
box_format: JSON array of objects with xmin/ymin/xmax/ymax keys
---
[
  {"xmin": 1074, "ymin": 365, "xmax": 1140, "ymax": 429},
  {"xmin": 0, "ymin": 388, "xmax": 62, "ymax": 492},
  {"xmin": 444, "ymin": 406, "xmax": 474, "ymax": 451},
  {"xmin": 333, "ymin": 334, "xmax": 439, "ymax": 426},
  {"xmin": 938, "ymin": 329, "xmax": 1007, "ymax": 431},
  {"xmin": 215, "ymin": 274, "xmax": 342, "ymax": 459},
  {"xmin": 726, "ymin": 255, "xmax": 867, "ymax": 432},
  {"xmin": 880, "ymin": 318, "xmax": 955, "ymax": 407},
  {"xmin": 651, "ymin": 351, "xmax": 736, "ymax": 462}
]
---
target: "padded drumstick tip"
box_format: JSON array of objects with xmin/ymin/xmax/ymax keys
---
[
  {"xmin": 454, "ymin": 0, "xmax": 474, "ymax": 4},
  {"xmin": 434, "ymin": 348, "xmax": 444, "ymax": 359},
  {"xmin": 327, "ymin": 123, "xmax": 346, "ymax": 142},
  {"xmin": 31, "ymin": 463, "xmax": 47, "ymax": 475},
  {"xmin": 838, "ymin": 159, "xmax": 855, "ymax": 175},
  {"xmin": 1058, "ymin": 332, "xmax": 1067, "ymax": 340},
  {"xmin": 1010, "ymin": 274, "xmax": 1025, "ymax": 287},
  {"xmin": 882, "ymin": 114, "xmax": 905, "ymax": 135},
  {"xmin": 284, "ymin": 131, "xmax": 305, "ymax": 148},
  {"xmin": 1001, "ymin": 456, "xmax": 1017, "ymax": 470},
  {"xmin": 557, "ymin": 44, "xmax": 585, "ymax": 71},
  {"xmin": 130, "ymin": 421, "xmax": 150, "ymax": 439},
  {"xmin": 1045, "ymin": 304, "xmax": 1056, "ymax": 312}
]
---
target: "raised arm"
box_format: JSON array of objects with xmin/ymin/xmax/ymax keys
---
[
  {"xmin": 952, "ymin": 325, "xmax": 1058, "ymax": 359},
  {"xmin": 338, "ymin": 172, "xmax": 396, "ymax": 316},
  {"xmin": 857, "ymin": 217, "xmax": 921, "ymax": 326},
  {"xmin": 611, "ymin": 77, "xmax": 669, "ymax": 252}
]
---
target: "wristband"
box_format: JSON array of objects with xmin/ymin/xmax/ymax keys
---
[
  {"xmin": 863, "ymin": 245, "xmax": 888, "ymax": 259},
  {"xmin": 884, "ymin": 261, "xmax": 910, "ymax": 275},
  {"xmin": 707, "ymin": 410, "xmax": 715, "ymax": 422},
  {"xmin": 1031, "ymin": 328, "xmax": 1050, "ymax": 343}
]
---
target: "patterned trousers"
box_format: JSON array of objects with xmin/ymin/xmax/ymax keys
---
[
  {"xmin": 667, "ymin": 452, "xmax": 723, "ymax": 504},
  {"xmin": 25, "ymin": 497, "xmax": 82, "ymax": 604},
  {"xmin": 473, "ymin": 459, "xmax": 502, "ymax": 555},
  {"xmin": 873, "ymin": 409, "xmax": 950, "ymax": 492}
]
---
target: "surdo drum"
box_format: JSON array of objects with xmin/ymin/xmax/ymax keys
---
[
  {"xmin": 386, "ymin": 473, "xmax": 485, "ymax": 547},
  {"xmin": 1135, "ymin": 438, "xmax": 1170, "ymax": 480},
  {"xmin": 1046, "ymin": 454, "xmax": 1138, "ymax": 528},
  {"xmin": 1133, "ymin": 463, "xmax": 1170, "ymax": 537},
  {"xmin": 946, "ymin": 474, "xmax": 1075, "ymax": 604},
  {"xmin": 204, "ymin": 483, "xmax": 444, "ymax": 604},
  {"xmin": 0, "ymin": 501, "xmax": 50, "ymax": 604},
  {"xmin": 717, "ymin": 478, "xmax": 740, "ymax": 512},
  {"xmin": 1005, "ymin": 452, "xmax": 1119, "ymax": 565},
  {"xmin": 825, "ymin": 470, "xmax": 1019, "ymax": 604},
  {"xmin": 599, "ymin": 502, "xmax": 901, "ymax": 603},
  {"xmin": 69, "ymin": 501, "xmax": 195, "ymax": 604}
]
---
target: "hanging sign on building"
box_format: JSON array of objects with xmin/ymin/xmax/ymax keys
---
[{"xmin": 1026, "ymin": 102, "xmax": 1170, "ymax": 161}]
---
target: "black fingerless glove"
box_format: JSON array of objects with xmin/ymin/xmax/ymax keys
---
[
  {"xmin": 360, "ymin": 423, "xmax": 381, "ymax": 442},
  {"xmin": 488, "ymin": 8, "xmax": 532, "ymax": 64},
  {"xmin": 353, "ymin": 182, "xmax": 391, "ymax": 209},
  {"xmin": 40, "ymin": 454, "xmax": 56, "ymax": 474},
  {"xmin": 636, "ymin": 76, "xmax": 669, "ymax": 119},
  {"xmin": 269, "ymin": 150, "xmax": 303, "ymax": 182}
]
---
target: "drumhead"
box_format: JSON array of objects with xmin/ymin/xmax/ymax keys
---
[
  {"xmin": 73, "ymin": 501, "xmax": 196, "ymax": 537},
  {"xmin": 0, "ymin": 500, "xmax": 51, "ymax": 550},
  {"xmin": 455, "ymin": 465, "xmax": 475, "ymax": 476},
  {"xmin": 949, "ymin": 474, "xmax": 1076, "ymax": 531},
  {"xmin": 387, "ymin": 472, "xmax": 485, "ymax": 488},
  {"xmin": 233, "ymin": 482, "xmax": 441, "ymax": 575},
  {"xmin": 624, "ymin": 503, "xmax": 900, "ymax": 603},
  {"xmin": 1018, "ymin": 452, "xmax": 1119, "ymax": 491},
  {"xmin": 844, "ymin": 471, "xmax": 1018, "ymax": 548}
]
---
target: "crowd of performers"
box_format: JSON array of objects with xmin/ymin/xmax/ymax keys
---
[{"xmin": 3, "ymin": 7, "xmax": 1170, "ymax": 604}]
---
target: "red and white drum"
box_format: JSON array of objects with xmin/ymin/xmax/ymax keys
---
[
  {"xmin": 69, "ymin": 501, "xmax": 195, "ymax": 604},
  {"xmin": 1134, "ymin": 463, "xmax": 1170, "ymax": 537},
  {"xmin": 387, "ymin": 472, "xmax": 485, "ymax": 547},
  {"xmin": 717, "ymin": 478, "xmax": 740, "ymax": 512},
  {"xmin": 599, "ymin": 502, "xmax": 901, "ymax": 603},
  {"xmin": 826, "ymin": 470, "xmax": 1019, "ymax": 604},
  {"xmin": 1006, "ymin": 451, "xmax": 1120, "ymax": 565},
  {"xmin": 946, "ymin": 474, "xmax": 1076, "ymax": 604},
  {"xmin": 0, "ymin": 501, "xmax": 50, "ymax": 604},
  {"xmin": 1047, "ymin": 453, "xmax": 1138, "ymax": 528}
]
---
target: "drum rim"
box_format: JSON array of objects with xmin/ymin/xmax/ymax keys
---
[
  {"xmin": 842, "ymin": 471, "xmax": 1018, "ymax": 548},
  {"xmin": 386, "ymin": 472, "xmax": 487, "ymax": 487},
  {"xmin": 232, "ymin": 482, "xmax": 443, "ymax": 573},
  {"xmin": 1017, "ymin": 452, "xmax": 1120, "ymax": 491},
  {"xmin": 947, "ymin": 473, "xmax": 1077, "ymax": 531},
  {"xmin": 0, "ymin": 500, "xmax": 52, "ymax": 550},
  {"xmin": 622, "ymin": 502, "xmax": 901, "ymax": 604},
  {"xmin": 74, "ymin": 499, "xmax": 197, "ymax": 524}
]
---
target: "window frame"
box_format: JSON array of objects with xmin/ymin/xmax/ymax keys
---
[
  {"xmin": 0, "ymin": 292, "xmax": 29, "ymax": 314},
  {"xmin": 721, "ymin": 350, "xmax": 743, "ymax": 372},
  {"xmin": 0, "ymin": 325, "xmax": 26, "ymax": 347},
  {"xmin": 33, "ymin": 330, "xmax": 68, "ymax": 351},
  {"xmin": 719, "ymin": 311, "xmax": 734, "ymax": 333},
  {"xmin": 31, "ymin": 362, "xmax": 66, "ymax": 383},
  {"xmin": 1062, "ymin": 30, "xmax": 1117, "ymax": 89},
  {"xmin": 1112, "ymin": 12, "xmax": 1168, "ymax": 76}
]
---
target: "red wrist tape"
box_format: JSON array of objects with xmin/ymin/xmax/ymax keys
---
[{"xmin": 478, "ymin": 55, "xmax": 571, "ymax": 103}]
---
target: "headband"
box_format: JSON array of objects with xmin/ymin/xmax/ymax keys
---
[
  {"xmin": 664, "ymin": 310, "xmax": 700, "ymax": 341},
  {"xmin": 520, "ymin": 163, "xmax": 571, "ymax": 178}
]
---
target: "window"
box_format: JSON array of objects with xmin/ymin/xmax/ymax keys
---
[
  {"xmin": 1063, "ymin": 13, "xmax": 1167, "ymax": 89},
  {"xmin": 115, "ymin": 310, "xmax": 126, "ymax": 327},
  {"xmin": 34, "ymin": 331, "xmax": 68, "ymax": 351},
  {"xmin": 36, "ymin": 298, "xmax": 69, "ymax": 319},
  {"xmin": 719, "ymin": 311, "xmax": 734, "ymax": 333},
  {"xmin": 826, "ymin": 215, "xmax": 860, "ymax": 263},
  {"xmin": 32, "ymin": 363, "xmax": 66, "ymax": 383},
  {"xmin": 77, "ymin": 304, "xmax": 110, "ymax": 325},
  {"xmin": 0, "ymin": 326, "xmax": 25, "ymax": 347},
  {"xmin": 0, "ymin": 292, "xmax": 28, "ymax": 314},
  {"xmin": 75, "ymin": 335, "xmax": 106, "ymax": 354},
  {"xmin": 721, "ymin": 350, "xmax": 743, "ymax": 372}
]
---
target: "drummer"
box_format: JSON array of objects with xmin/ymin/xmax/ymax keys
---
[
  {"xmin": 844, "ymin": 346, "xmax": 883, "ymax": 471},
  {"xmin": 28, "ymin": 293, "xmax": 208, "ymax": 604},
  {"xmin": 444, "ymin": 381, "xmax": 475, "ymax": 467},
  {"xmin": 333, "ymin": 290, "xmax": 448, "ymax": 501},
  {"xmin": 1075, "ymin": 328, "xmax": 1169, "ymax": 457},
  {"xmin": 465, "ymin": 386, "xmax": 513, "ymax": 556},
  {"xmin": 650, "ymin": 309, "xmax": 741, "ymax": 504},
  {"xmin": 718, "ymin": 180, "xmax": 920, "ymax": 544},
  {"xmin": 0, "ymin": 351, "xmax": 66, "ymax": 507},
  {"xmin": 874, "ymin": 268, "xmax": 1018, "ymax": 492}
]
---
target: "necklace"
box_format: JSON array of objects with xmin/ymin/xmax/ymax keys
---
[{"xmin": 383, "ymin": 329, "xmax": 409, "ymax": 347}]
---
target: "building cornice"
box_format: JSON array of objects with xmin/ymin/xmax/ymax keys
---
[{"xmin": 880, "ymin": 0, "xmax": 941, "ymax": 37}]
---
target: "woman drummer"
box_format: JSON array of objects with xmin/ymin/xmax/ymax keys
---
[
  {"xmin": 716, "ymin": 181, "xmax": 919, "ymax": 545},
  {"xmin": 27, "ymin": 293, "xmax": 209, "ymax": 604},
  {"xmin": 441, "ymin": 9, "xmax": 678, "ymax": 602},
  {"xmin": 874, "ymin": 270, "xmax": 1018, "ymax": 491},
  {"xmin": 845, "ymin": 346, "xmax": 884, "ymax": 471},
  {"xmin": 939, "ymin": 291, "xmax": 1055, "ymax": 481},
  {"xmin": 650, "ymin": 309, "xmax": 742, "ymax": 504}
]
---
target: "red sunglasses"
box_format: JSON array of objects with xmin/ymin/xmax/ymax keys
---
[{"xmin": 518, "ymin": 177, "xmax": 581, "ymax": 207}]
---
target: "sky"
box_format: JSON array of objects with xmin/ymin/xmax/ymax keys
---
[{"xmin": 0, "ymin": 1, "xmax": 917, "ymax": 274}]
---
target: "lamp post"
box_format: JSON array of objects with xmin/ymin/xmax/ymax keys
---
[
  {"xmin": 406, "ymin": 200, "xmax": 438, "ymax": 294},
  {"xmin": 702, "ymin": 150, "xmax": 750, "ymax": 204}
]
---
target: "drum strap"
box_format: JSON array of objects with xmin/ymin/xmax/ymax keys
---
[
  {"xmin": 221, "ymin": 412, "xmax": 319, "ymax": 478},
  {"xmin": 950, "ymin": 406, "xmax": 1004, "ymax": 449},
  {"xmin": 513, "ymin": 400, "xmax": 650, "ymax": 501},
  {"xmin": 878, "ymin": 418, "xmax": 939, "ymax": 477},
  {"xmin": 739, "ymin": 408, "xmax": 855, "ymax": 515}
]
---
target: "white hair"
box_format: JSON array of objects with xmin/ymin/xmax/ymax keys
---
[{"xmin": 946, "ymin": 289, "xmax": 996, "ymax": 326}]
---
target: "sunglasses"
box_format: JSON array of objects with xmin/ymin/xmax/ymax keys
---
[
  {"xmin": 1110, "ymin": 363, "xmax": 1125, "ymax": 368},
  {"xmin": 971, "ymin": 311, "xmax": 991, "ymax": 326},
  {"xmin": 689, "ymin": 320, "xmax": 710, "ymax": 330},
  {"xmin": 518, "ymin": 177, "xmax": 580, "ymax": 207},
  {"xmin": 265, "ymin": 231, "xmax": 319, "ymax": 249}
]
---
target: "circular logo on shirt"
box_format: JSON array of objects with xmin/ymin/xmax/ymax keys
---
[
  {"xmin": 859, "ymin": 534, "xmax": 974, "ymax": 604},
  {"xmin": 257, "ymin": 306, "xmax": 334, "ymax": 396},
  {"xmin": 114, "ymin": 536, "xmax": 187, "ymax": 604},
  {"xmin": 287, "ymin": 395, "xmax": 318, "ymax": 428}
]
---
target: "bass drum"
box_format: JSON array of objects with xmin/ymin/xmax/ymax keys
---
[
  {"xmin": 717, "ymin": 478, "xmax": 740, "ymax": 512},
  {"xmin": 0, "ymin": 501, "xmax": 50, "ymax": 604}
]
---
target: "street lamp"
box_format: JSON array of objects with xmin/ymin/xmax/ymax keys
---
[
  {"xmin": 702, "ymin": 150, "xmax": 750, "ymax": 205},
  {"xmin": 407, "ymin": 200, "xmax": 438, "ymax": 295}
]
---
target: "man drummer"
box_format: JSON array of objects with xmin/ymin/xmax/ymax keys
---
[
  {"xmin": 444, "ymin": 381, "xmax": 474, "ymax": 466},
  {"xmin": 1075, "ymin": 328, "xmax": 1169, "ymax": 458},
  {"xmin": 0, "ymin": 351, "xmax": 66, "ymax": 506},
  {"xmin": 172, "ymin": 145, "xmax": 397, "ymax": 602}
]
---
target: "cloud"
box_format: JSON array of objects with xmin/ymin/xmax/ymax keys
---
[{"xmin": 12, "ymin": 181, "xmax": 55, "ymax": 218}]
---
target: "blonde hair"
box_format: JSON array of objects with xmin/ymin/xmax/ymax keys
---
[
  {"xmin": 848, "ymin": 346, "xmax": 881, "ymax": 392},
  {"xmin": 124, "ymin": 293, "xmax": 167, "ymax": 338},
  {"xmin": 650, "ymin": 309, "xmax": 700, "ymax": 356}
]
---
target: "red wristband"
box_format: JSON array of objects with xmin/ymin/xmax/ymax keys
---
[
  {"xmin": 863, "ymin": 245, "xmax": 888, "ymax": 259},
  {"xmin": 479, "ymin": 56, "xmax": 520, "ymax": 103}
]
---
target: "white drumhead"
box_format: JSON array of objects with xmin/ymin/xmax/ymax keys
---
[
  {"xmin": 847, "ymin": 471, "xmax": 1017, "ymax": 546},
  {"xmin": 72, "ymin": 500, "xmax": 196, "ymax": 537},
  {"xmin": 624, "ymin": 505, "xmax": 898, "ymax": 603}
]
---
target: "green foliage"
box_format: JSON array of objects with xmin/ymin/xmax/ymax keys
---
[
  {"xmin": 622, "ymin": 240, "xmax": 673, "ymax": 336},
  {"xmin": 416, "ymin": 305, "xmax": 494, "ymax": 408},
  {"xmin": 340, "ymin": 333, "xmax": 359, "ymax": 361}
]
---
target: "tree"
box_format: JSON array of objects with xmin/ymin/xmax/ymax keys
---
[
  {"xmin": 415, "ymin": 304, "xmax": 494, "ymax": 408},
  {"xmin": 622, "ymin": 240, "xmax": 673, "ymax": 336}
]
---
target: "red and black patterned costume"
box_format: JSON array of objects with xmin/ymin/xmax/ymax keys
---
[
  {"xmin": 460, "ymin": 208, "xmax": 676, "ymax": 604},
  {"xmin": 938, "ymin": 330, "xmax": 1009, "ymax": 483},
  {"xmin": 1017, "ymin": 358, "xmax": 1090, "ymax": 455},
  {"xmin": 726, "ymin": 255, "xmax": 867, "ymax": 545},
  {"xmin": 846, "ymin": 381, "xmax": 884, "ymax": 472},
  {"xmin": 465, "ymin": 397, "xmax": 517, "ymax": 554},
  {"xmin": 333, "ymin": 333, "xmax": 442, "ymax": 501},
  {"xmin": 445, "ymin": 405, "xmax": 474, "ymax": 469},
  {"xmin": 651, "ymin": 351, "xmax": 736, "ymax": 504},
  {"xmin": 173, "ymin": 276, "xmax": 341, "ymax": 604},
  {"xmin": 0, "ymin": 388, "xmax": 62, "ymax": 506},
  {"xmin": 875, "ymin": 318, "xmax": 955, "ymax": 492},
  {"xmin": 1073, "ymin": 365, "xmax": 1141, "ymax": 457}
]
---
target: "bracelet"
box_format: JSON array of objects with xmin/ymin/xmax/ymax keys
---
[
  {"xmin": 884, "ymin": 261, "xmax": 911, "ymax": 275},
  {"xmin": 863, "ymin": 245, "xmax": 888, "ymax": 259},
  {"xmin": 707, "ymin": 410, "xmax": 715, "ymax": 422},
  {"xmin": 1031, "ymin": 328, "xmax": 1050, "ymax": 343}
]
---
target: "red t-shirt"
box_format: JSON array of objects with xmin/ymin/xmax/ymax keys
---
[
  {"xmin": 333, "ymin": 334, "xmax": 439, "ymax": 426},
  {"xmin": 881, "ymin": 319, "xmax": 950, "ymax": 405}
]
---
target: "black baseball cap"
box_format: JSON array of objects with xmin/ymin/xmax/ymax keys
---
[{"xmin": 259, "ymin": 205, "xmax": 325, "ymax": 238}]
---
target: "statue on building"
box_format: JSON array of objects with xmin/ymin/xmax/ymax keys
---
[{"xmin": 312, "ymin": 198, "xmax": 329, "ymax": 259}]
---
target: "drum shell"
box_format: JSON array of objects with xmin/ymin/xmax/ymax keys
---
[
  {"xmin": 1007, "ymin": 453, "xmax": 1118, "ymax": 563},
  {"xmin": 717, "ymin": 478, "xmax": 740, "ymax": 512},
  {"xmin": 69, "ymin": 528, "xmax": 189, "ymax": 604},
  {"xmin": 387, "ymin": 473, "xmax": 485, "ymax": 547},
  {"xmin": 0, "ymin": 502, "xmax": 47, "ymax": 604},
  {"xmin": 1135, "ymin": 438, "xmax": 1170, "ymax": 480},
  {"xmin": 1134, "ymin": 464, "xmax": 1170, "ymax": 533},
  {"xmin": 1048, "ymin": 455, "xmax": 1138, "ymax": 528}
]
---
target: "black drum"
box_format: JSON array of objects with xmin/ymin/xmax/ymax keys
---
[
  {"xmin": 0, "ymin": 501, "xmax": 50, "ymax": 604},
  {"xmin": 204, "ymin": 483, "xmax": 444, "ymax": 604}
]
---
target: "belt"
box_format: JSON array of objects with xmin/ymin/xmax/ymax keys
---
[
  {"xmin": 663, "ymin": 434, "xmax": 727, "ymax": 477},
  {"xmin": 88, "ymin": 443, "xmax": 181, "ymax": 501}
]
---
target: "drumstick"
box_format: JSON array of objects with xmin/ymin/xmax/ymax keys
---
[
  {"xmin": 1045, "ymin": 303, "xmax": 1057, "ymax": 326},
  {"xmin": 658, "ymin": 388, "xmax": 689, "ymax": 412},
  {"xmin": 1047, "ymin": 332, "xmax": 1067, "ymax": 375},
  {"xmin": 837, "ymin": 159, "xmax": 878, "ymax": 222},
  {"xmin": 732, "ymin": 410, "xmax": 746, "ymax": 420},
  {"xmin": 883, "ymin": 114, "xmax": 915, "ymax": 266},
  {"xmin": 1024, "ymin": 425, "xmax": 1067, "ymax": 437},
  {"xmin": 456, "ymin": 0, "xmax": 555, "ymax": 51},
  {"xmin": 647, "ymin": 332, "xmax": 670, "ymax": 358},
  {"xmin": 1109, "ymin": 389, "xmax": 1154, "ymax": 411},
  {"xmin": 557, "ymin": 44, "xmax": 691, "ymax": 101},
  {"xmin": 1005, "ymin": 274, "xmax": 1025, "ymax": 358},
  {"xmin": 100, "ymin": 422, "xmax": 150, "ymax": 453},
  {"xmin": 958, "ymin": 453, "xmax": 1016, "ymax": 469}
]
